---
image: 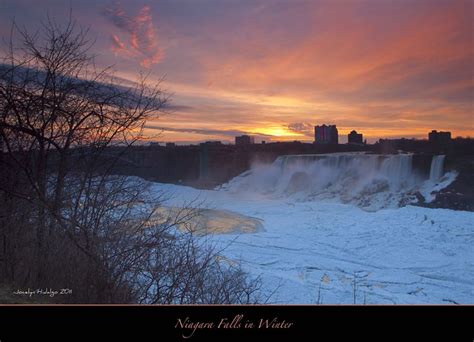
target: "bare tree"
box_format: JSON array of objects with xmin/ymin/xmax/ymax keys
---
[{"xmin": 0, "ymin": 16, "xmax": 261, "ymax": 303}]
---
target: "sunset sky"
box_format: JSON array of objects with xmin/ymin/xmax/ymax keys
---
[{"xmin": 0, "ymin": 0, "xmax": 472, "ymax": 143}]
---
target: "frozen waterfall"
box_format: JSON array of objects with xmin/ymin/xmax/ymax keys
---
[
  {"xmin": 219, "ymin": 153, "xmax": 454, "ymax": 211},
  {"xmin": 429, "ymin": 155, "xmax": 446, "ymax": 182}
]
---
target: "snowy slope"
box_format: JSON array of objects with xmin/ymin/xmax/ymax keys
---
[{"xmin": 150, "ymin": 181, "xmax": 474, "ymax": 304}]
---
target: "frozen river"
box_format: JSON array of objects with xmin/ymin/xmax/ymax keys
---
[{"xmin": 151, "ymin": 181, "xmax": 474, "ymax": 304}]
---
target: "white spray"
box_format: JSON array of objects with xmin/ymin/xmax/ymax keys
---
[{"xmin": 220, "ymin": 153, "xmax": 453, "ymax": 211}]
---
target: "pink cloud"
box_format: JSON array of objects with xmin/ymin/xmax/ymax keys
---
[
  {"xmin": 111, "ymin": 34, "xmax": 126, "ymax": 52},
  {"xmin": 141, "ymin": 50, "xmax": 164, "ymax": 68},
  {"xmin": 102, "ymin": 3, "xmax": 164, "ymax": 67}
]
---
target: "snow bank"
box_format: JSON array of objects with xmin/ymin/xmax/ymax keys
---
[{"xmin": 148, "ymin": 180, "xmax": 473, "ymax": 304}]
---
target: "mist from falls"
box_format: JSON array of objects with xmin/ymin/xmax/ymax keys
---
[{"xmin": 220, "ymin": 153, "xmax": 455, "ymax": 211}]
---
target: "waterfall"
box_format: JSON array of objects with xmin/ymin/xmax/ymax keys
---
[
  {"xmin": 379, "ymin": 154, "xmax": 413, "ymax": 190},
  {"xmin": 251, "ymin": 153, "xmax": 417, "ymax": 193},
  {"xmin": 429, "ymin": 155, "xmax": 445, "ymax": 182},
  {"xmin": 219, "ymin": 152, "xmax": 455, "ymax": 211}
]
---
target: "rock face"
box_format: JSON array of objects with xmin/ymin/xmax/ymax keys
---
[{"xmin": 415, "ymin": 156, "xmax": 474, "ymax": 211}]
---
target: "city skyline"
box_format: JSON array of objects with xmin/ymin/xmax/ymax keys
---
[
  {"xmin": 0, "ymin": 0, "xmax": 472, "ymax": 144},
  {"xmin": 157, "ymin": 127, "xmax": 457, "ymax": 146}
]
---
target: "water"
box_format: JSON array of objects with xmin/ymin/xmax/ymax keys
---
[
  {"xmin": 220, "ymin": 153, "xmax": 448, "ymax": 211},
  {"xmin": 429, "ymin": 155, "xmax": 446, "ymax": 182}
]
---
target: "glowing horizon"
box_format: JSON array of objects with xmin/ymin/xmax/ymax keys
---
[{"xmin": 1, "ymin": 0, "xmax": 472, "ymax": 144}]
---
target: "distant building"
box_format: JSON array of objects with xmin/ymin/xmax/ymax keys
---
[
  {"xmin": 348, "ymin": 130, "xmax": 363, "ymax": 145},
  {"xmin": 429, "ymin": 130, "xmax": 451, "ymax": 145},
  {"xmin": 377, "ymin": 138, "xmax": 420, "ymax": 153},
  {"xmin": 235, "ymin": 135, "xmax": 254, "ymax": 145},
  {"xmin": 200, "ymin": 141, "xmax": 222, "ymax": 146},
  {"xmin": 314, "ymin": 124, "xmax": 338, "ymax": 144},
  {"xmin": 166, "ymin": 142, "xmax": 176, "ymax": 148}
]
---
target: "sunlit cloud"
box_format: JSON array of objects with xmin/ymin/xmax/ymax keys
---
[
  {"xmin": 144, "ymin": 123, "xmax": 274, "ymax": 143},
  {"xmin": 102, "ymin": 2, "xmax": 163, "ymax": 67},
  {"xmin": 287, "ymin": 123, "xmax": 314, "ymax": 138},
  {"xmin": 1, "ymin": 0, "xmax": 471, "ymax": 143},
  {"xmin": 145, "ymin": 124, "xmax": 271, "ymax": 137},
  {"xmin": 110, "ymin": 33, "xmax": 128, "ymax": 55}
]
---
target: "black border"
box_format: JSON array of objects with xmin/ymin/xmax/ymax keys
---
[{"xmin": 0, "ymin": 305, "xmax": 472, "ymax": 341}]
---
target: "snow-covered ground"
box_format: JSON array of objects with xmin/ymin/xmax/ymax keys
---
[{"xmin": 150, "ymin": 181, "xmax": 474, "ymax": 304}]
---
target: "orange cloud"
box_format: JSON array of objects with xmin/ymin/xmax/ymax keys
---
[
  {"xmin": 112, "ymin": 0, "xmax": 473, "ymax": 142},
  {"xmin": 141, "ymin": 50, "xmax": 164, "ymax": 68},
  {"xmin": 102, "ymin": 3, "xmax": 163, "ymax": 67},
  {"xmin": 170, "ymin": 0, "xmax": 472, "ymax": 140}
]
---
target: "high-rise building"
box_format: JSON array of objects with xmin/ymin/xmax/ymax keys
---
[
  {"xmin": 235, "ymin": 135, "xmax": 255, "ymax": 145},
  {"xmin": 428, "ymin": 130, "xmax": 451, "ymax": 144},
  {"xmin": 348, "ymin": 130, "xmax": 363, "ymax": 144},
  {"xmin": 314, "ymin": 125, "xmax": 338, "ymax": 144}
]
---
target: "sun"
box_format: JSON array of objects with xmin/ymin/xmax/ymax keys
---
[{"xmin": 250, "ymin": 126, "xmax": 305, "ymax": 138}]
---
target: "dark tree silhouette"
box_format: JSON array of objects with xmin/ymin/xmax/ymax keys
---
[{"xmin": 0, "ymin": 16, "xmax": 261, "ymax": 303}]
